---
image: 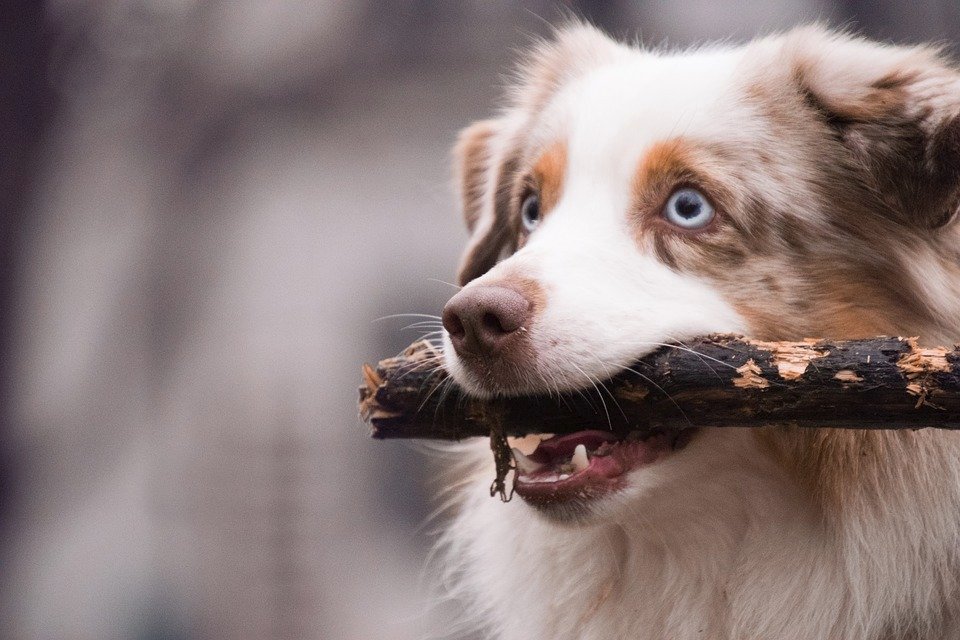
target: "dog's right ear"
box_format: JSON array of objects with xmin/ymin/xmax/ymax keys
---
[
  {"xmin": 784, "ymin": 27, "xmax": 960, "ymax": 230},
  {"xmin": 452, "ymin": 119, "xmax": 519, "ymax": 285}
]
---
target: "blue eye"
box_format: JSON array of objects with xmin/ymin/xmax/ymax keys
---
[
  {"xmin": 521, "ymin": 193, "xmax": 541, "ymax": 231},
  {"xmin": 663, "ymin": 188, "xmax": 715, "ymax": 230}
]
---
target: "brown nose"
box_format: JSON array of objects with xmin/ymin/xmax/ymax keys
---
[{"xmin": 442, "ymin": 286, "xmax": 531, "ymax": 355}]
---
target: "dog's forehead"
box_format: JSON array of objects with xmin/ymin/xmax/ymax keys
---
[{"xmin": 536, "ymin": 47, "xmax": 749, "ymax": 182}]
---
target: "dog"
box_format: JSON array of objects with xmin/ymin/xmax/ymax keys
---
[{"xmin": 434, "ymin": 23, "xmax": 960, "ymax": 640}]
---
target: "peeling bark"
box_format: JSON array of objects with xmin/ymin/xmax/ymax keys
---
[{"xmin": 359, "ymin": 335, "xmax": 960, "ymax": 440}]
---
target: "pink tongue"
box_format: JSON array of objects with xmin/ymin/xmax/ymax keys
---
[{"xmin": 529, "ymin": 430, "xmax": 619, "ymax": 464}]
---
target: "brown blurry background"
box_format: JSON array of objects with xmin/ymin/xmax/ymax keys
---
[{"xmin": 2, "ymin": 2, "xmax": 959, "ymax": 639}]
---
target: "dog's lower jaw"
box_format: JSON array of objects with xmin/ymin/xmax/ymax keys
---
[{"xmin": 512, "ymin": 429, "xmax": 698, "ymax": 523}]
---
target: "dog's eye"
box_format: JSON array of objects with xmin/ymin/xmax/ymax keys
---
[
  {"xmin": 520, "ymin": 193, "xmax": 541, "ymax": 232},
  {"xmin": 663, "ymin": 188, "xmax": 715, "ymax": 230}
]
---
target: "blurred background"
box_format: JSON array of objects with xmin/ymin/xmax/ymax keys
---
[{"xmin": 2, "ymin": 2, "xmax": 959, "ymax": 639}]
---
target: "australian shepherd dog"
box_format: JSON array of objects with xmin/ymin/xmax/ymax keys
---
[{"xmin": 435, "ymin": 23, "xmax": 960, "ymax": 640}]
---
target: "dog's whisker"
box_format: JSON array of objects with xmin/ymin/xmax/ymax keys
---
[
  {"xmin": 432, "ymin": 376, "xmax": 458, "ymax": 425},
  {"xmin": 570, "ymin": 362, "xmax": 613, "ymax": 431},
  {"xmin": 530, "ymin": 366, "xmax": 563, "ymax": 408},
  {"xmin": 393, "ymin": 354, "xmax": 446, "ymax": 381},
  {"xmin": 585, "ymin": 354, "xmax": 629, "ymax": 424},
  {"xmin": 564, "ymin": 373, "xmax": 601, "ymax": 414},
  {"xmin": 610, "ymin": 339, "xmax": 738, "ymax": 372},
  {"xmin": 427, "ymin": 277, "xmax": 463, "ymax": 291},
  {"xmin": 391, "ymin": 354, "xmax": 439, "ymax": 372},
  {"xmin": 666, "ymin": 336, "xmax": 728, "ymax": 378},
  {"xmin": 401, "ymin": 327, "xmax": 443, "ymax": 340},
  {"xmin": 412, "ymin": 330, "xmax": 446, "ymax": 341},
  {"xmin": 620, "ymin": 365, "xmax": 693, "ymax": 428},
  {"xmin": 417, "ymin": 367, "xmax": 456, "ymax": 414},
  {"xmin": 402, "ymin": 321, "xmax": 445, "ymax": 330},
  {"xmin": 374, "ymin": 313, "xmax": 443, "ymax": 323},
  {"xmin": 660, "ymin": 335, "xmax": 727, "ymax": 382}
]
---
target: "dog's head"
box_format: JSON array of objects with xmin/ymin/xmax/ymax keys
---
[{"xmin": 440, "ymin": 25, "xmax": 960, "ymax": 518}]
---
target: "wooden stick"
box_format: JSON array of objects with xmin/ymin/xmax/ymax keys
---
[{"xmin": 359, "ymin": 335, "xmax": 960, "ymax": 440}]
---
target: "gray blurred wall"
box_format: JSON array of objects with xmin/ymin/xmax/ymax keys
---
[{"xmin": 2, "ymin": 2, "xmax": 958, "ymax": 639}]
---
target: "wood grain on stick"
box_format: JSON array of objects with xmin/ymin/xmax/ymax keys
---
[{"xmin": 358, "ymin": 335, "xmax": 960, "ymax": 440}]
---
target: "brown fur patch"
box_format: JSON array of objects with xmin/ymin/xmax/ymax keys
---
[
  {"xmin": 631, "ymin": 139, "xmax": 732, "ymax": 229},
  {"xmin": 628, "ymin": 129, "xmax": 941, "ymax": 344},
  {"xmin": 754, "ymin": 428, "xmax": 874, "ymax": 513},
  {"xmin": 531, "ymin": 142, "xmax": 568, "ymax": 216},
  {"xmin": 735, "ymin": 32, "xmax": 960, "ymax": 523},
  {"xmin": 787, "ymin": 42, "xmax": 960, "ymax": 230},
  {"xmin": 456, "ymin": 142, "xmax": 522, "ymax": 286},
  {"xmin": 454, "ymin": 120, "xmax": 499, "ymax": 232},
  {"xmin": 632, "ymin": 139, "xmax": 701, "ymax": 198},
  {"xmin": 630, "ymin": 138, "xmax": 747, "ymax": 271},
  {"xmin": 753, "ymin": 426, "xmax": 948, "ymax": 524}
]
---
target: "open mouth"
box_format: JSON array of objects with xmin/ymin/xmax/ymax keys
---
[{"xmin": 511, "ymin": 429, "xmax": 696, "ymax": 509}]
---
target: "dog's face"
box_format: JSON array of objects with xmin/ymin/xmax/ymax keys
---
[{"xmin": 441, "ymin": 25, "xmax": 960, "ymax": 519}]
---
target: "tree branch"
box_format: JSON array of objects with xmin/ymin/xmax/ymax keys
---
[{"xmin": 359, "ymin": 335, "xmax": 960, "ymax": 440}]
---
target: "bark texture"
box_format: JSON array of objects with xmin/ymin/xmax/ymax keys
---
[{"xmin": 359, "ymin": 335, "xmax": 960, "ymax": 440}]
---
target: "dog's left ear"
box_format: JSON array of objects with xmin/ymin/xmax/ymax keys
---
[
  {"xmin": 789, "ymin": 28, "xmax": 960, "ymax": 229},
  {"xmin": 452, "ymin": 119, "xmax": 519, "ymax": 285}
]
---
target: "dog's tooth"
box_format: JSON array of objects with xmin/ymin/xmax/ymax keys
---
[
  {"xmin": 508, "ymin": 434, "xmax": 542, "ymax": 456},
  {"xmin": 512, "ymin": 448, "xmax": 544, "ymax": 474},
  {"xmin": 571, "ymin": 444, "xmax": 589, "ymax": 473}
]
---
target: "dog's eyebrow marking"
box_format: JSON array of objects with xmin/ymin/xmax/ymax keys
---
[
  {"xmin": 629, "ymin": 138, "xmax": 715, "ymax": 266},
  {"xmin": 631, "ymin": 139, "xmax": 693, "ymax": 267},
  {"xmin": 530, "ymin": 141, "xmax": 568, "ymax": 216},
  {"xmin": 633, "ymin": 139, "xmax": 698, "ymax": 191}
]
